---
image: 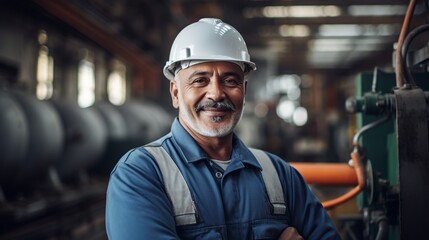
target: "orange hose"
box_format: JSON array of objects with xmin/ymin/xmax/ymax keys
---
[
  {"xmin": 322, "ymin": 186, "xmax": 362, "ymax": 209},
  {"xmin": 395, "ymin": 0, "xmax": 417, "ymax": 87},
  {"xmin": 290, "ymin": 163, "xmax": 357, "ymax": 186},
  {"xmin": 322, "ymin": 148, "xmax": 365, "ymax": 209}
]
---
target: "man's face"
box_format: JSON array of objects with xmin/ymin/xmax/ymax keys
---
[{"xmin": 170, "ymin": 61, "xmax": 247, "ymax": 138}]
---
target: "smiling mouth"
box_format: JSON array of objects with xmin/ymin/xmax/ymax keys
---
[{"xmin": 195, "ymin": 101, "xmax": 235, "ymax": 113}]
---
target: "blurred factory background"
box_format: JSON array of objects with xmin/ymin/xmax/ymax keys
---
[{"xmin": 1, "ymin": 0, "xmax": 429, "ymax": 239}]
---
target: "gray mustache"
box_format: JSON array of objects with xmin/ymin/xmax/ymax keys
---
[{"xmin": 195, "ymin": 101, "xmax": 235, "ymax": 112}]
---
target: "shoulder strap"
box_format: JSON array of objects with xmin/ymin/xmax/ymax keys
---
[
  {"xmin": 249, "ymin": 148, "xmax": 287, "ymax": 215},
  {"xmin": 144, "ymin": 146, "xmax": 197, "ymax": 226}
]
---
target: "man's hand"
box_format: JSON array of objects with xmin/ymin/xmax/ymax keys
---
[{"xmin": 278, "ymin": 227, "xmax": 304, "ymax": 240}]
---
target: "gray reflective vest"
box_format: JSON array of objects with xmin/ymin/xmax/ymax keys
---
[{"xmin": 144, "ymin": 146, "xmax": 286, "ymax": 226}]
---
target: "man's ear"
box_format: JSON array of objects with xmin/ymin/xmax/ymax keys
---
[{"xmin": 170, "ymin": 80, "xmax": 179, "ymax": 109}]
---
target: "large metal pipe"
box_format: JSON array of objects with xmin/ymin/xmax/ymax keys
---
[
  {"xmin": 10, "ymin": 90, "xmax": 64, "ymax": 186},
  {"xmin": 116, "ymin": 101, "xmax": 173, "ymax": 141},
  {"xmin": 51, "ymin": 100, "xmax": 107, "ymax": 179},
  {"xmin": 93, "ymin": 102, "xmax": 128, "ymax": 140},
  {"xmin": 290, "ymin": 162, "xmax": 357, "ymax": 186},
  {"xmin": 0, "ymin": 91, "xmax": 28, "ymax": 184}
]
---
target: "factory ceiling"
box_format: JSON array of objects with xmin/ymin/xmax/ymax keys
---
[{"xmin": 28, "ymin": 0, "xmax": 429, "ymax": 79}]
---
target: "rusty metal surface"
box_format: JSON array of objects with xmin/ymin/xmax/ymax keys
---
[{"xmin": 394, "ymin": 87, "xmax": 429, "ymax": 239}]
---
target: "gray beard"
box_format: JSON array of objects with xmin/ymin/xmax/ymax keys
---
[{"xmin": 178, "ymin": 98, "xmax": 243, "ymax": 138}]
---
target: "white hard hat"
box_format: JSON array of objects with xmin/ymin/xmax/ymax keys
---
[{"xmin": 163, "ymin": 18, "xmax": 256, "ymax": 80}]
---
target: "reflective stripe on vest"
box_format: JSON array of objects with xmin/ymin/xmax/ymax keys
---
[
  {"xmin": 144, "ymin": 146, "xmax": 197, "ymax": 226},
  {"xmin": 249, "ymin": 148, "xmax": 287, "ymax": 215},
  {"xmin": 144, "ymin": 146, "xmax": 286, "ymax": 226}
]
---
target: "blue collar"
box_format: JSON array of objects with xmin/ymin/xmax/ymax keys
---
[{"xmin": 170, "ymin": 118, "xmax": 262, "ymax": 170}]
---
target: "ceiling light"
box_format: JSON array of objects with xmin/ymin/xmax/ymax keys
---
[
  {"xmin": 318, "ymin": 24, "xmax": 398, "ymax": 37},
  {"xmin": 348, "ymin": 5, "xmax": 406, "ymax": 16},
  {"xmin": 287, "ymin": 5, "xmax": 341, "ymax": 17},
  {"xmin": 318, "ymin": 24, "xmax": 362, "ymax": 37},
  {"xmin": 292, "ymin": 107, "xmax": 308, "ymax": 126},
  {"xmin": 279, "ymin": 25, "xmax": 310, "ymax": 37},
  {"xmin": 306, "ymin": 51, "xmax": 348, "ymax": 67},
  {"xmin": 287, "ymin": 85, "xmax": 301, "ymax": 101},
  {"xmin": 276, "ymin": 98, "xmax": 296, "ymax": 120},
  {"xmin": 308, "ymin": 38, "xmax": 388, "ymax": 52},
  {"xmin": 268, "ymin": 74, "xmax": 301, "ymax": 95},
  {"xmin": 308, "ymin": 39, "xmax": 354, "ymax": 52},
  {"xmin": 243, "ymin": 5, "xmax": 341, "ymax": 18}
]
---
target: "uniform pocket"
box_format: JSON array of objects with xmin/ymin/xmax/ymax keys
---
[
  {"xmin": 177, "ymin": 226, "xmax": 225, "ymax": 240},
  {"xmin": 252, "ymin": 219, "xmax": 289, "ymax": 240}
]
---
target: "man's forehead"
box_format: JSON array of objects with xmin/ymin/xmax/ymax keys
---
[{"xmin": 186, "ymin": 61, "xmax": 243, "ymax": 73}]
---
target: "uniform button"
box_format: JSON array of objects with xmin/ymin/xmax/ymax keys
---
[{"xmin": 215, "ymin": 172, "xmax": 223, "ymax": 178}]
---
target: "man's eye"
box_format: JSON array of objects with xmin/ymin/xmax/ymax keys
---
[
  {"xmin": 191, "ymin": 78, "xmax": 207, "ymax": 84},
  {"xmin": 224, "ymin": 78, "xmax": 240, "ymax": 85},
  {"xmin": 194, "ymin": 78, "xmax": 203, "ymax": 82}
]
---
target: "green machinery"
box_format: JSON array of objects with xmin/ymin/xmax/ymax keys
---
[
  {"xmin": 342, "ymin": 20, "xmax": 429, "ymax": 239},
  {"xmin": 346, "ymin": 69, "xmax": 429, "ymax": 240}
]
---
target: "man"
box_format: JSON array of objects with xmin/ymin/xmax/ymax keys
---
[{"xmin": 105, "ymin": 18, "xmax": 340, "ymax": 239}]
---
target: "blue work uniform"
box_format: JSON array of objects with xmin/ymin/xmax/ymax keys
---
[{"xmin": 105, "ymin": 118, "xmax": 340, "ymax": 239}]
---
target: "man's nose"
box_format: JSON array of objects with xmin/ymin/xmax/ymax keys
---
[{"xmin": 206, "ymin": 79, "xmax": 225, "ymax": 101}]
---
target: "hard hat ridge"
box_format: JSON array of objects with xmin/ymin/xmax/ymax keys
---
[{"xmin": 163, "ymin": 18, "xmax": 256, "ymax": 80}]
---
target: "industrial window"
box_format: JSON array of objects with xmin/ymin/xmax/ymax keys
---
[
  {"xmin": 77, "ymin": 52, "xmax": 95, "ymax": 108},
  {"xmin": 36, "ymin": 30, "xmax": 54, "ymax": 100},
  {"xmin": 107, "ymin": 60, "xmax": 126, "ymax": 105}
]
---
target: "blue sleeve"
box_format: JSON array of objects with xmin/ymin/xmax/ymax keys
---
[
  {"xmin": 271, "ymin": 155, "xmax": 341, "ymax": 240},
  {"xmin": 105, "ymin": 148, "xmax": 179, "ymax": 240}
]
